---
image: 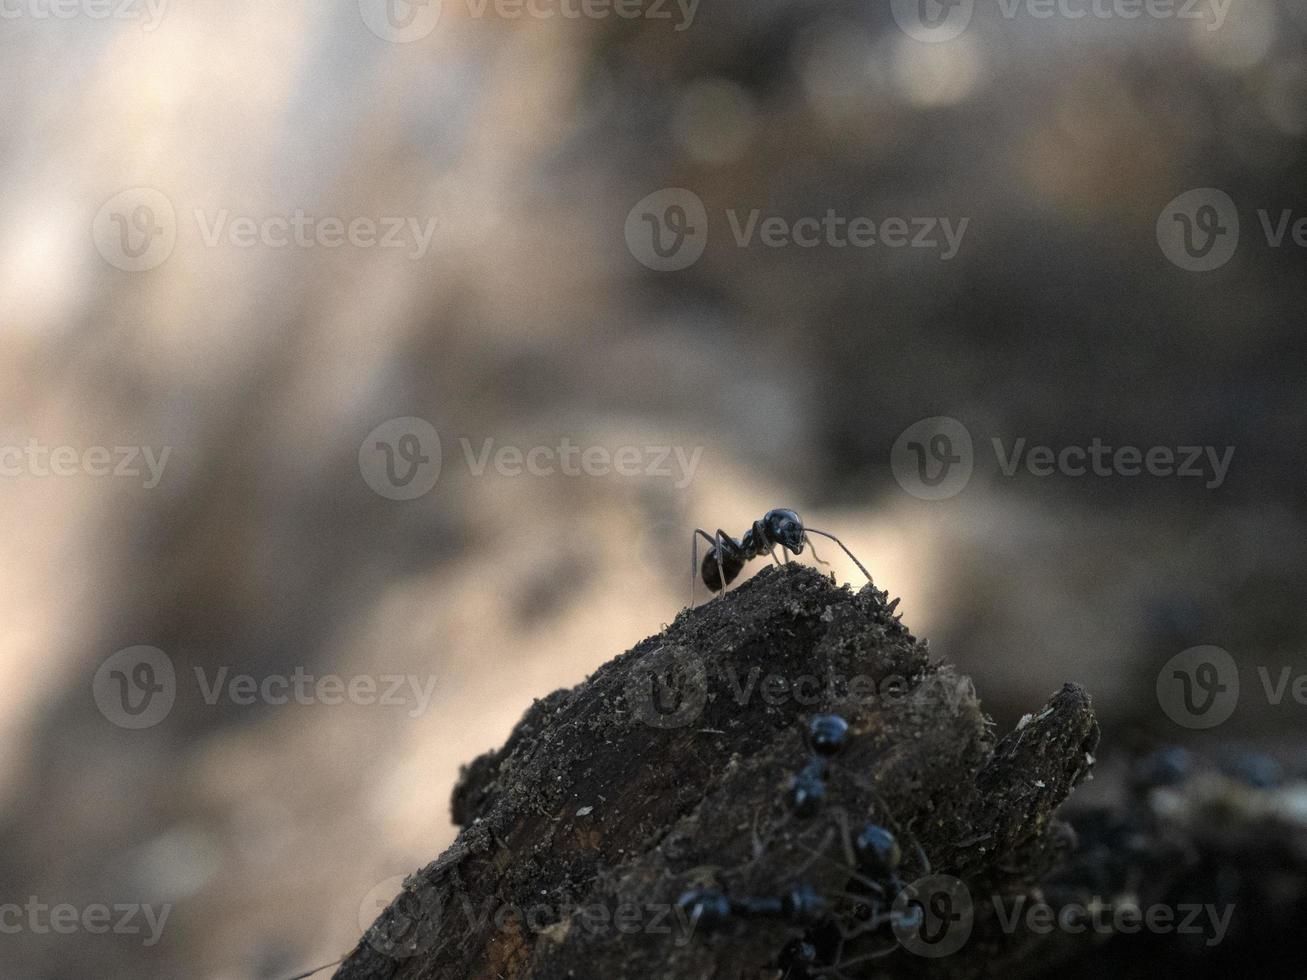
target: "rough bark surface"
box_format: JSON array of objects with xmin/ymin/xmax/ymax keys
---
[{"xmin": 334, "ymin": 564, "xmax": 1100, "ymax": 979}]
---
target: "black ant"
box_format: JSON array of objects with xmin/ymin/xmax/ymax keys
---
[
  {"xmin": 787, "ymin": 714, "xmax": 849, "ymax": 818},
  {"xmin": 679, "ymin": 715, "xmax": 930, "ymax": 977},
  {"xmin": 690, "ymin": 509, "xmax": 872, "ymax": 607},
  {"xmin": 677, "ymin": 883, "xmax": 830, "ymax": 930},
  {"xmin": 676, "ymin": 820, "xmax": 924, "ymax": 978}
]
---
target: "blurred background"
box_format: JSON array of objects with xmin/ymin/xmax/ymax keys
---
[{"xmin": 2, "ymin": 0, "xmax": 1306, "ymax": 976}]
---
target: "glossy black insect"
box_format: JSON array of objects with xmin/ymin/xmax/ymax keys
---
[
  {"xmin": 678, "ymin": 822, "xmax": 925, "ymax": 977},
  {"xmin": 787, "ymin": 715, "xmax": 851, "ymax": 818},
  {"xmin": 677, "ymin": 883, "xmax": 829, "ymax": 930},
  {"xmin": 681, "ymin": 714, "xmax": 931, "ymax": 978},
  {"xmin": 808, "ymin": 714, "xmax": 850, "ymax": 757},
  {"xmin": 792, "ymin": 821, "xmax": 930, "ymax": 977},
  {"xmin": 788, "ymin": 757, "xmax": 829, "ymax": 818},
  {"xmin": 690, "ymin": 509, "xmax": 871, "ymax": 607}
]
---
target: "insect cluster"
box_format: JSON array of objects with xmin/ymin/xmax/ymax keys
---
[{"xmin": 677, "ymin": 713, "xmax": 929, "ymax": 978}]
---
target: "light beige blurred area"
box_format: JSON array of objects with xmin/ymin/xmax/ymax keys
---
[{"xmin": 2, "ymin": 1, "xmax": 1306, "ymax": 977}]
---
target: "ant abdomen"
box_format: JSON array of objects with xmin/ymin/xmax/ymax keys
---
[{"xmin": 701, "ymin": 545, "xmax": 746, "ymax": 592}]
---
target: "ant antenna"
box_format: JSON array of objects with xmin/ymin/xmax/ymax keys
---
[
  {"xmin": 278, "ymin": 956, "xmax": 345, "ymax": 980},
  {"xmin": 803, "ymin": 529, "xmax": 871, "ymax": 584}
]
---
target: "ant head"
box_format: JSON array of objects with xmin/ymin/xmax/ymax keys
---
[{"xmin": 764, "ymin": 508, "xmax": 805, "ymax": 553}]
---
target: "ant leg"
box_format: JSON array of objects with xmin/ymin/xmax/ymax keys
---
[
  {"xmin": 791, "ymin": 836, "xmax": 893, "ymax": 903},
  {"xmin": 691, "ymin": 528, "xmax": 718, "ymax": 608},
  {"xmin": 804, "ymin": 529, "xmax": 871, "ymax": 584},
  {"xmin": 912, "ymin": 840, "xmax": 930, "ymax": 876},
  {"xmin": 278, "ymin": 958, "xmax": 346, "ymax": 980},
  {"xmin": 813, "ymin": 941, "xmax": 900, "ymax": 974},
  {"xmin": 790, "ymin": 826, "xmax": 838, "ymax": 878},
  {"xmin": 769, "ymin": 547, "xmax": 783, "ymax": 568},
  {"xmin": 827, "ymin": 806, "xmax": 857, "ymax": 870}
]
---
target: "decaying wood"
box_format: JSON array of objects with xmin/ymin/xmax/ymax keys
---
[{"xmin": 335, "ymin": 564, "xmax": 1100, "ymax": 979}]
